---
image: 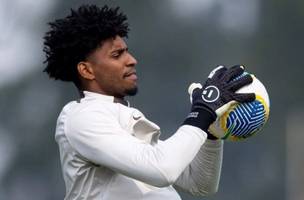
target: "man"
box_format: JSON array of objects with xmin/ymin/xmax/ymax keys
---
[{"xmin": 43, "ymin": 4, "xmax": 255, "ymax": 200}]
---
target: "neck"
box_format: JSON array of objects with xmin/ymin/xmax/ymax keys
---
[
  {"xmin": 81, "ymin": 89, "xmax": 129, "ymax": 106},
  {"xmin": 114, "ymin": 97, "xmax": 129, "ymax": 106}
]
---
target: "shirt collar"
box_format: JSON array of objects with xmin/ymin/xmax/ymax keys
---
[{"xmin": 82, "ymin": 91, "xmax": 130, "ymax": 107}]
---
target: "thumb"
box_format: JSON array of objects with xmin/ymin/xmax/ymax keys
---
[
  {"xmin": 215, "ymin": 100, "xmax": 237, "ymax": 117},
  {"xmin": 188, "ymin": 83, "xmax": 202, "ymax": 103}
]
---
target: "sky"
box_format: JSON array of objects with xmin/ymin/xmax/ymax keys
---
[{"xmin": 0, "ymin": 0, "xmax": 57, "ymax": 88}]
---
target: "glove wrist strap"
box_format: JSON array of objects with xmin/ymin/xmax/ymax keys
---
[{"xmin": 182, "ymin": 107, "xmax": 216, "ymax": 133}]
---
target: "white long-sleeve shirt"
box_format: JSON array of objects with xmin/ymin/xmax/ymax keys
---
[{"xmin": 55, "ymin": 91, "xmax": 223, "ymax": 200}]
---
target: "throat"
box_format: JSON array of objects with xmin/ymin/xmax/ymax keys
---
[{"xmin": 114, "ymin": 97, "xmax": 129, "ymax": 106}]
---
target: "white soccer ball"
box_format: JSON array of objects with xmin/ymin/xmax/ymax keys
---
[{"xmin": 209, "ymin": 73, "xmax": 270, "ymax": 141}]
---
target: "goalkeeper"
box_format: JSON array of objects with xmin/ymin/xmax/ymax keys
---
[{"xmin": 43, "ymin": 4, "xmax": 255, "ymax": 200}]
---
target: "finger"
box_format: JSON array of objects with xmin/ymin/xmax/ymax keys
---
[
  {"xmin": 188, "ymin": 83, "xmax": 202, "ymax": 103},
  {"xmin": 208, "ymin": 65, "xmax": 227, "ymax": 79},
  {"xmin": 228, "ymin": 74, "xmax": 253, "ymax": 92},
  {"xmin": 215, "ymin": 100, "xmax": 237, "ymax": 116},
  {"xmin": 233, "ymin": 93, "xmax": 256, "ymax": 103},
  {"xmin": 188, "ymin": 83, "xmax": 202, "ymax": 95},
  {"xmin": 222, "ymin": 65, "xmax": 245, "ymax": 82}
]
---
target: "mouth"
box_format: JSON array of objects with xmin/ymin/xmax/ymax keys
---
[{"xmin": 124, "ymin": 71, "xmax": 137, "ymax": 81}]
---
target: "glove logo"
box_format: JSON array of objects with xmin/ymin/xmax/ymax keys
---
[
  {"xmin": 132, "ymin": 111, "xmax": 142, "ymax": 120},
  {"xmin": 202, "ymin": 85, "xmax": 220, "ymax": 102}
]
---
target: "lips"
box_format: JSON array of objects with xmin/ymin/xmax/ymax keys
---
[{"xmin": 124, "ymin": 71, "xmax": 137, "ymax": 81}]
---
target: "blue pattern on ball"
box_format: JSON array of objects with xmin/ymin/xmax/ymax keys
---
[{"xmin": 226, "ymin": 100, "xmax": 266, "ymax": 138}]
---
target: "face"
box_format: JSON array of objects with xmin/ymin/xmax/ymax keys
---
[{"xmin": 83, "ymin": 36, "xmax": 138, "ymax": 98}]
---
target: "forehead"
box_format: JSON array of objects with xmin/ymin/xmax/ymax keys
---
[
  {"xmin": 101, "ymin": 36, "xmax": 127, "ymax": 52},
  {"xmin": 88, "ymin": 36, "xmax": 127, "ymax": 61}
]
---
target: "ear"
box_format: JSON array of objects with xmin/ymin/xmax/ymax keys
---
[{"xmin": 77, "ymin": 62, "xmax": 95, "ymax": 80}]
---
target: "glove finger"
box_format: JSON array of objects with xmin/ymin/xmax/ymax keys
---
[
  {"xmin": 233, "ymin": 93, "xmax": 256, "ymax": 103},
  {"xmin": 188, "ymin": 83, "xmax": 202, "ymax": 96},
  {"xmin": 192, "ymin": 87, "xmax": 203, "ymax": 100},
  {"xmin": 208, "ymin": 65, "xmax": 228, "ymax": 80},
  {"xmin": 222, "ymin": 65, "xmax": 245, "ymax": 82},
  {"xmin": 215, "ymin": 100, "xmax": 237, "ymax": 116},
  {"xmin": 227, "ymin": 74, "xmax": 253, "ymax": 92},
  {"xmin": 188, "ymin": 83, "xmax": 202, "ymax": 104}
]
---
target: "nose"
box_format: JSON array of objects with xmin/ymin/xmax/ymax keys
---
[{"xmin": 127, "ymin": 52, "xmax": 137, "ymax": 67}]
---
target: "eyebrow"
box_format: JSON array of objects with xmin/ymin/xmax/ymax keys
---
[{"xmin": 111, "ymin": 47, "xmax": 128, "ymax": 54}]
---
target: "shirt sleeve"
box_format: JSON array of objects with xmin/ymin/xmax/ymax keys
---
[
  {"xmin": 65, "ymin": 105, "xmax": 208, "ymax": 188},
  {"xmin": 173, "ymin": 139, "xmax": 223, "ymax": 196}
]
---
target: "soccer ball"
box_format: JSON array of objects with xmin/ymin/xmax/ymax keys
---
[{"xmin": 209, "ymin": 73, "xmax": 270, "ymax": 141}]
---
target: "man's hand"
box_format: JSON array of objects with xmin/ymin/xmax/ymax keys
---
[
  {"xmin": 183, "ymin": 65, "xmax": 255, "ymax": 138},
  {"xmin": 190, "ymin": 65, "xmax": 256, "ymax": 117}
]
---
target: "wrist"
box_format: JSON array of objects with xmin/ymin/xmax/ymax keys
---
[{"xmin": 182, "ymin": 106, "xmax": 216, "ymax": 132}]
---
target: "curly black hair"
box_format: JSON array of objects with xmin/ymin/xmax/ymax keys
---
[{"xmin": 43, "ymin": 4, "xmax": 129, "ymax": 88}]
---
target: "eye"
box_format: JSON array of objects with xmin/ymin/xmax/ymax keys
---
[
  {"xmin": 111, "ymin": 49, "xmax": 124, "ymax": 59},
  {"xmin": 112, "ymin": 53, "xmax": 121, "ymax": 58},
  {"xmin": 111, "ymin": 48, "xmax": 129, "ymax": 59}
]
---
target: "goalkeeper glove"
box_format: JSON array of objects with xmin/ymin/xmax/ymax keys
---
[{"xmin": 183, "ymin": 65, "xmax": 255, "ymax": 139}]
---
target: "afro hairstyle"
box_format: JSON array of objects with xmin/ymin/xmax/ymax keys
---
[{"xmin": 43, "ymin": 4, "xmax": 129, "ymax": 88}]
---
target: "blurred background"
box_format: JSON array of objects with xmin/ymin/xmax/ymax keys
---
[{"xmin": 0, "ymin": 0, "xmax": 303, "ymax": 199}]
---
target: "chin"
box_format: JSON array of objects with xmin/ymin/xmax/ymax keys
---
[{"xmin": 125, "ymin": 87, "xmax": 138, "ymax": 96}]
